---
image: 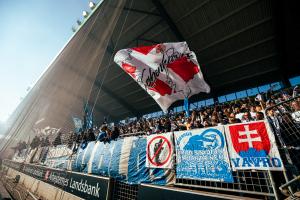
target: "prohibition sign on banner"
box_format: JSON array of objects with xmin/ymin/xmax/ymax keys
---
[{"xmin": 147, "ymin": 135, "xmax": 172, "ymax": 168}]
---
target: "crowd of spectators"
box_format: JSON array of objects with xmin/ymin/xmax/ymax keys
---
[
  {"xmin": 66, "ymin": 85, "xmax": 299, "ymax": 150},
  {"xmin": 116, "ymin": 86, "xmax": 299, "ymax": 134},
  {"xmin": 14, "ymin": 85, "xmax": 300, "ymax": 152}
]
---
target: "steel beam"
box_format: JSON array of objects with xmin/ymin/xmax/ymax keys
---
[
  {"xmin": 152, "ymin": 0, "xmax": 185, "ymax": 41},
  {"xmin": 123, "ymin": 7, "xmax": 161, "ymax": 17}
]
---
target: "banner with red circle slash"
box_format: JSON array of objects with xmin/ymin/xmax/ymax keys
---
[{"xmin": 146, "ymin": 132, "xmax": 174, "ymax": 169}]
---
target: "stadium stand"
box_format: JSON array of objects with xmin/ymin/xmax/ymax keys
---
[
  {"xmin": 1, "ymin": 0, "xmax": 300, "ymax": 199},
  {"xmin": 1, "ymin": 85, "xmax": 299, "ymax": 199}
]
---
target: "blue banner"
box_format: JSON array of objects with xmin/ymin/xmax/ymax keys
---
[
  {"xmin": 127, "ymin": 137, "xmax": 150, "ymax": 184},
  {"xmin": 175, "ymin": 127, "xmax": 233, "ymax": 183},
  {"xmin": 98, "ymin": 142, "xmax": 112, "ymax": 176},
  {"xmin": 73, "ymin": 147, "xmax": 85, "ymax": 172},
  {"xmin": 108, "ymin": 139, "xmax": 124, "ymax": 179},
  {"xmin": 66, "ymin": 137, "xmax": 174, "ymax": 185},
  {"xmin": 81, "ymin": 142, "xmax": 95, "ymax": 173},
  {"xmin": 72, "ymin": 117, "xmax": 83, "ymax": 133},
  {"xmin": 92, "ymin": 142, "xmax": 104, "ymax": 174}
]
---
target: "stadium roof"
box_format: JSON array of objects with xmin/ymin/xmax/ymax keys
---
[
  {"xmin": 86, "ymin": 0, "xmax": 299, "ymax": 122},
  {"xmin": 2, "ymin": 0, "xmax": 300, "ymax": 144}
]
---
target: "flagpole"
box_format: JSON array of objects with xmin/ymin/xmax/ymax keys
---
[{"xmin": 184, "ymin": 96, "xmax": 190, "ymax": 117}]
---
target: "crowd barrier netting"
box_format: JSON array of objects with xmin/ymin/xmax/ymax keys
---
[
  {"xmin": 10, "ymin": 119, "xmax": 298, "ymax": 198},
  {"xmin": 265, "ymin": 96, "xmax": 300, "ymax": 196}
]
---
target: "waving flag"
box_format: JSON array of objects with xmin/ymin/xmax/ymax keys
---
[{"xmin": 114, "ymin": 42, "xmax": 210, "ymax": 111}]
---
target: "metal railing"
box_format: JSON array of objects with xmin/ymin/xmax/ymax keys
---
[
  {"xmin": 265, "ymin": 96, "xmax": 300, "ymax": 198},
  {"xmin": 175, "ymin": 170, "xmax": 275, "ymax": 198},
  {"xmin": 111, "ymin": 179, "xmax": 138, "ymax": 200}
]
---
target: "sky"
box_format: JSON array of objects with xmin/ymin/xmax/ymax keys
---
[{"xmin": 0, "ymin": 0, "xmax": 97, "ymax": 122}]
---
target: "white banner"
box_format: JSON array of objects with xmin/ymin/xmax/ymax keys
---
[
  {"xmin": 46, "ymin": 145, "xmax": 72, "ymax": 159},
  {"xmin": 114, "ymin": 42, "xmax": 210, "ymax": 111},
  {"xmin": 146, "ymin": 132, "xmax": 174, "ymax": 169},
  {"xmin": 225, "ymin": 120, "xmax": 284, "ymax": 171}
]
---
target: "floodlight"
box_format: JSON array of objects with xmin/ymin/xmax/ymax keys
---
[
  {"xmin": 89, "ymin": 1, "xmax": 96, "ymax": 9},
  {"xmin": 83, "ymin": 11, "xmax": 89, "ymax": 18}
]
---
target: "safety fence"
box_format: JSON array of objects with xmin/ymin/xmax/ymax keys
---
[
  {"xmin": 265, "ymin": 96, "xmax": 300, "ymax": 197},
  {"xmin": 176, "ymin": 170, "xmax": 274, "ymax": 197},
  {"xmin": 265, "ymin": 96, "xmax": 300, "ymax": 172},
  {"xmin": 110, "ymin": 179, "xmax": 139, "ymax": 200},
  {"xmin": 7, "ymin": 119, "xmax": 296, "ymax": 199}
]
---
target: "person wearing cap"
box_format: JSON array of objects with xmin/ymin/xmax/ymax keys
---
[{"xmin": 267, "ymin": 108, "xmax": 282, "ymax": 143}]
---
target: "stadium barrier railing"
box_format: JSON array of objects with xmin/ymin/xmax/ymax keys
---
[{"xmin": 265, "ymin": 96, "xmax": 300, "ymax": 197}]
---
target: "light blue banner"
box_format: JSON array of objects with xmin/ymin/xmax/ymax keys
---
[
  {"xmin": 175, "ymin": 127, "xmax": 233, "ymax": 183},
  {"xmin": 108, "ymin": 139, "xmax": 124, "ymax": 178},
  {"xmin": 81, "ymin": 142, "xmax": 95, "ymax": 173}
]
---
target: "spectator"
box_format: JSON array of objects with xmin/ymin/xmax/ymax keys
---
[
  {"xmin": 20, "ymin": 141, "xmax": 27, "ymax": 151},
  {"xmin": 185, "ymin": 118, "xmax": 193, "ymax": 130},
  {"xmin": 228, "ymin": 113, "xmax": 240, "ymax": 124},
  {"xmin": 30, "ymin": 136, "xmax": 40, "ymax": 149},
  {"xmin": 41, "ymin": 136, "xmax": 50, "ymax": 147},
  {"xmin": 86, "ymin": 129, "xmax": 96, "ymax": 142},
  {"xmin": 267, "ymin": 108, "xmax": 282, "ymax": 139},
  {"xmin": 80, "ymin": 132, "xmax": 88, "ymax": 149},
  {"xmin": 162, "ymin": 118, "xmax": 171, "ymax": 132},
  {"xmin": 67, "ymin": 132, "xmax": 77, "ymax": 148},
  {"xmin": 111, "ymin": 126, "xmax": 120, "ymax": 140},
  {"xmin": 234, "ymin": 107, "xmax": 244, "ymax": 121},
  {"xmin": 241, "ymin": 112, "xmax": 253, "ymax": 123},
  {"xmin": 291, "ymin": 100, "xmax": 300, "ymax": 123},
  {"xmin": 256, "ymin": 112, "xmax": 265, "ymax": 120},
  {"xmin": 53, "ymin": 132, "xmax": 62, "ymax": 147},
  {"xmin": 22, "ymin": 85, "xmax": 299, "ymax": 148},
  {"xmin": 250, "ymin": 106, "xmax": 257, "ymax": 119},
  {"xmin": 97, "ymin": 125, "xmax": 108, "ymax": 142},
  {"xmin": 154, "ymin": 120, "xmax": 163, "ymax": 133}
]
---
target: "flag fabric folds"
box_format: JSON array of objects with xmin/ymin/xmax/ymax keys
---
[{"xmin": 114, "ymin": 42, "xmax": 210, "ymax": 112}]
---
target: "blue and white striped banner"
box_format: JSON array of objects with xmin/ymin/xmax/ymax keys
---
[{"xmin": 68, "ymin": 136, "xmax": 174, "ymax": 185}]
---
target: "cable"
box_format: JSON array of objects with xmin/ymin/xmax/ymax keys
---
[{"xmin": 90, "ymin": 0, "xmax": 135, "ymax": 114}]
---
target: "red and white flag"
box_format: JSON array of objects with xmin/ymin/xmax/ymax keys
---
[
  {"xmin": 114, "ymin": 42, "xmax": 210, "ymax": 111},
  {"xmin": 225, "ymin": 121, "xmax": 284, "ymax": 171}
]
